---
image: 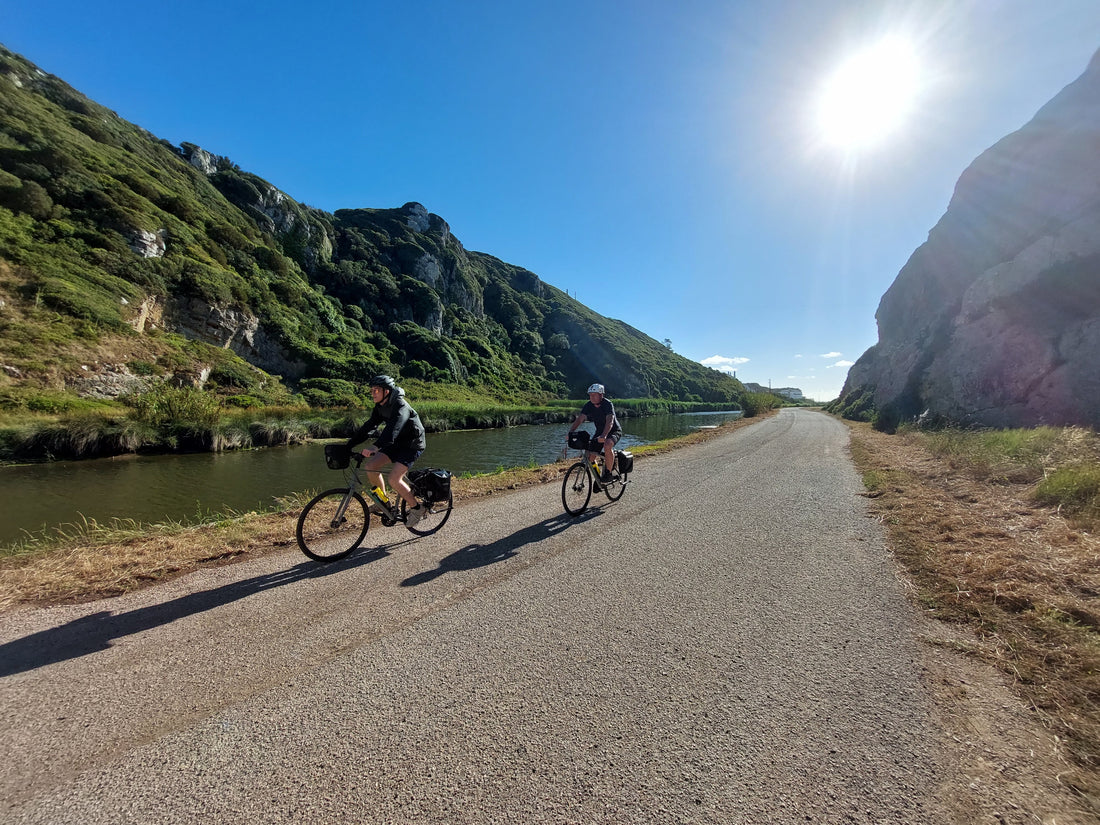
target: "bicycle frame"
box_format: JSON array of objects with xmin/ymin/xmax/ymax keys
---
[
  {"xmin": 579, "ymin": 448, "xmax": 610, "ymax": 485},
  {"xmin": 348, "ymin": 455, "xmax": 405, "ymax": 525}
]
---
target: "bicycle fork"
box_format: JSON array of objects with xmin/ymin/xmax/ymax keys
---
[{"xmin": 329, "ymin": 491, "xmax": 355, "ymax": 529}]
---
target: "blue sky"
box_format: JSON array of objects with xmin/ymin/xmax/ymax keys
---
[{"xmin": 3, "ymin": 1, "xmax": 1098, "ymax": 401}]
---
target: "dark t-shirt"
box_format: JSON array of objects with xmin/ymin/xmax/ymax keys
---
[{"xmin": 581, "ymin": 398, "xmax": 622, "ymax": 438}]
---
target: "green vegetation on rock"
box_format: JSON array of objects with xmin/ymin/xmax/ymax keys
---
[{"xmin": 0, "ymin": 44, "xmax": 755, "ymax": 459}]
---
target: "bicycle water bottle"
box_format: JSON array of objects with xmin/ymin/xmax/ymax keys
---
[{"xmin": 371, "ymin": 486, "xmax": 388, "ymax": 504}]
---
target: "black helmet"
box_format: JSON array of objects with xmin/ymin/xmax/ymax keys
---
[{"xmin": 369, "ymin": 375, "xmax": 396, "ymax": 391}]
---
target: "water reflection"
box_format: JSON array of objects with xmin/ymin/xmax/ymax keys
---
[{"xmin": 0, "ymin": 410, "xmax": 742, "ymax": 548}]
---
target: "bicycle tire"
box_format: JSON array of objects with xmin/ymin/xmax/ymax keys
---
[
  {"xmin": 297, "ymin": 488, "xmax": 370, "ymax": 562},
  {"xmin": 401, "ymin": 489, "xmax": 454, "ymax": 536},
  {"xmin": 562, "ymin": 462, "xmax": 592, "ymax": 515},
  {"xmin": 603, "ymin": 471, "xmax": 627, "ymax": 502}
]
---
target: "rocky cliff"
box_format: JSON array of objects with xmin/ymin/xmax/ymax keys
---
[{"xmin": 840, "ymin": 49, "xmax": 1100, "ymax": 429}]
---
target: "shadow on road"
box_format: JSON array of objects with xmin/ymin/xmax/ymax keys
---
[
  {"xmin": 0, "ymin": 538, "xmax": 414, "ymax": 677},
  {"xmin": 401, "ymin": 510, "xmax": 592, "ymax": 587}
]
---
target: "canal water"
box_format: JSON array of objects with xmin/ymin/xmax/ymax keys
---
[{"xmin": 0, "ymin": 410, "xmax": 742, "ymax": 548}]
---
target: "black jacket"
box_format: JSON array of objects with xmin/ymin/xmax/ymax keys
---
[{"xmin": 347, "ymin": 387, "xmax": 427, "ymax": 452}]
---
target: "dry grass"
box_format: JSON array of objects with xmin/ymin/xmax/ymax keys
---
[
  {"xmin": 848, "ymin": 421, "xmax": 1100, "ymax": 811},
  {"xmin": 0, "ymin": 412, "xmax": 772, "ymax": 611}
]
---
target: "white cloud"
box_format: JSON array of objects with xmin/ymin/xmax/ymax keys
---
[
  {"xmin": 826, "ymin": 360, "xmax": 854, "ymax": 369},
  {"xmin": 820, "ymin": 351, "xmax": 842, "ymax": 358},
  {"xmin": 793, "ymin": 354, "xmax": 803, "ymax": 359},
  {"xmin": 701, "ymin": 355, "xmax": 749, "ymax": 375}
]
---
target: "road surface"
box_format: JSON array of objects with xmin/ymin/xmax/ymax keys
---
[{"xmin": 0, "ymin": 408, "xmax": 947, "ymax": 823}]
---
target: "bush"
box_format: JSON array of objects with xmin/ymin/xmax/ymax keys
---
[
  {"xmin": 122, "ymin": 383, "xmax": 222, "ymax": 430},
  {"xmin": 298, "ymin": 377, "xmax": 365, "ymax": 408}
]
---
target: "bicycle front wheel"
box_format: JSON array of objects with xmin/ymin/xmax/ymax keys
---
[
  {"xmin": 402, "ymin": 490, "xmax": 454, "ymax": 536},
  {"xmin": 297, "ymin": 488, "xmax": 370, "ymax": 562},
  {"xmin": 562, "ymin": 462, "xmax": 592, "ymax": 515}
]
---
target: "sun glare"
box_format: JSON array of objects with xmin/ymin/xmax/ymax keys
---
[{"xmin": 817, "ymin": 37, "xmax": 921, "ymax": 151}]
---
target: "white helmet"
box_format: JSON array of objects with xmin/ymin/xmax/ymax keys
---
[{"xmin": 587, "ymin": 383, "xmax": 605, "ymax": 394}]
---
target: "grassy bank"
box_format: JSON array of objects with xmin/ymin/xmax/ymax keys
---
[
  {"xmin": 847, "ymin": 421, "xmax": 1100, "ymax": 809},
  {"xmin": 0, "ymin": 412, "xmax": 769, "ymax": 608},
  {"xmin": 0, "ymin": 388, "xmax": 745, "ymax": 463}
]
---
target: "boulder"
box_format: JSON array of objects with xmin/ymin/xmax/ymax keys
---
[{"xmin": 842, "ymin": 49, "xmax": 1100, "ymax": 428}]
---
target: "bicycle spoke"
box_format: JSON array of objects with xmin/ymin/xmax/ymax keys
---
[
  {"xmin": 561, "ymin": 462, "xmax": 592, "ymax": 515},
  {"xmin": 297, "ymin": 489, "xmax": 369, "ymax": 562},
  {"xmin": 403, "ymin": 491, "xmax": 454, "ymax": 536}
]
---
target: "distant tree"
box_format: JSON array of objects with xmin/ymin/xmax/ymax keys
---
[
  {"xmin": 7, "ymin": 180, "xmax": 53, "ymax": 219},
  {"xmin": 547, "ymin": 332, "xmax": 570, "ymax": 351},
  {"xmin": 663, "ymin": 338, "xmax": 673, "ymax": 350}
]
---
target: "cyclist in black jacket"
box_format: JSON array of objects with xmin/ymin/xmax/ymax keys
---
[{"xmin": 347, "ymin": 375, "xmax": 428, "ymax": 526}]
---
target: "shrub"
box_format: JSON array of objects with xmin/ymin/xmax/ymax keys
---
[
  {"xmin": 122, "ymin": 383, "xmax": 222, "ymax": 430},
  {"xmin": 298, "ymin": 377, "xmax": 364, "ymax": 408}
]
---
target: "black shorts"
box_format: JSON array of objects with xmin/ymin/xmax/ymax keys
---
[
  {"xmin": 597, "ymin": 432, "xmax": 620, "ymax": 446},
  {"xmin": 381, "ymin": 445, "xmax": 423, "ymax": 468}
]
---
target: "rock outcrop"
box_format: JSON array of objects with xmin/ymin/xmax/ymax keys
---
[
  {"xmin": 164, "ymin": 296, "xmax": 308, "ymax": 379},
  {"xmin": 842, "ymin": 49, "xmax": 1100, "ymax": 428}
]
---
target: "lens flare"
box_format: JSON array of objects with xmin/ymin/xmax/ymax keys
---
[{"xmin": 817, "ymin": 37, "xmax": 921, "ymax": 150}]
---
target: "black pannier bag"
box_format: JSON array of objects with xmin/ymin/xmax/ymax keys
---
[
  {"xmin": 567, "ymin": 430, "xmax": 590, "ymax": 450},
  {"xmin": 325, "ymin": 443, "xmax": 351, "ymax": 469},
  {"xmin": 616, "ymin": 450, "xmax": 634, "ymax": 474},
  {"xmin": 411, "ymin": 468, "xmax": 452, "ymax": 502}
]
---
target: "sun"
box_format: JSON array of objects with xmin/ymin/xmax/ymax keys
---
[{"xmin": 816, "ymin": 37, "xmax": 922, "ymax": 151}]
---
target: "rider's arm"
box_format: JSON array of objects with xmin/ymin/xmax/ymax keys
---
[
  {"xmin": 347, "ymin": 409, "xmax": 382, "ymax": 451},
  {"xmin": 568, "ymin": 413, "xmax": 587, "ymax": 433}
]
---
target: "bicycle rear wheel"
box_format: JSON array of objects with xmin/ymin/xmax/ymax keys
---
[
  {"xmin": 402, "ymin": 490, "xmax": 454, "ymax": 536},
  {"xmin": 562, "ymin": 462, "xmax": 592, "ymax": 515},
  {"xmin": 297, "ymin": 488, "xmax": 369, "ymax": 562},
  {"xmin": 603, "ymin": 471, "xmax": 627, "ymax": 502}
]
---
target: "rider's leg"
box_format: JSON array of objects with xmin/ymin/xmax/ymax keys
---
[
  {"xmin": 362, "ymin": 452, "xmax": 390, "ymax": 496},
  {"xmin": 603, "ymin": 437, "xmax": 617, "ymax": 476},
  {"xmin": 387, "ymin": 463, "xmax": 419, "ymax": 508}
]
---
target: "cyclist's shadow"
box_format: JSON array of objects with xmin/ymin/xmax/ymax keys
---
[
  {"xmin": 0, "ymin": 540, "xmax": 411, "ymax": 678},
  {"xmin": 401, "ymin": 511, "xmax": 591, "ymax": 587}
]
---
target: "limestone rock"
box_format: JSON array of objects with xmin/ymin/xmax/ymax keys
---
[
  {"xmin": 180, "ymin": 142, "xmax": 219, "ymax": 175},
  {"xmin": 127, "ymin": 228, "xmax": 166, "ymax": 258},
  {"xmin": 842, "ymin": 49, "xmax": 1100, "ymax": 428},
  {"xmin": 164, "ymin": 296, "xmax": 308, "ymax": 379}
]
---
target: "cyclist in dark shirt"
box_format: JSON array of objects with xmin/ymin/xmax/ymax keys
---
[
  {"xmin": 347, "ymin": 375, "xmax": 429, "ymax": 526},
  {"xmin": 566, "ymin": 382, "xmax": 622, "ymax": 482}
]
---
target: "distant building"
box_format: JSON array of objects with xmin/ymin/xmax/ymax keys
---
[{"xmin": 742, "ymin": 382, "xmax": 804, "ymax": 400}]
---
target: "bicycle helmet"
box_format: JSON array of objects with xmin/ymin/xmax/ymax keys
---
[
  {"xmin": 369, "ymin": 375, "xmax": 396, "ymax": 391},
  {"xmin": 587, "ymin": 383, "xmax": 605, "ymax": 395}
]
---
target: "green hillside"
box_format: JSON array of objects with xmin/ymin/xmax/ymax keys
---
[{"xmin": 0, "ymin": 44, "xmax": 744, "ymax": 422}]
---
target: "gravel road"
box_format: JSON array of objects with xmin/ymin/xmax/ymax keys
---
[{"xmin": 0, "ymin": 408, "xmax": 949, "ymax": 823}]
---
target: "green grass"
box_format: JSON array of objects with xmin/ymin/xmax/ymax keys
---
[
  {"xmin": 908, "ymin": 424, "xmax": 1100, "ymax": 529},
  {"xmin": 1034, "ymin": 464, "xmax": 1100, "ymax": 519},
  {"xmin": 917, "ymin": 425, "xmax": 1085, "ymax": 483}
]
